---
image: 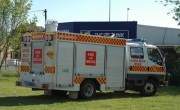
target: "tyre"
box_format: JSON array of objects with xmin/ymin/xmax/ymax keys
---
[
  {"xmin": 51, "ymin": 90, "xmax": 67, "ymax": 96},
  {"xmin": 140, "ymin": 80, "xmax": 157, "ymax": 96},
  {"xmin": 79, "ymin": 80, "xmax": 96, "ymax": 99}
]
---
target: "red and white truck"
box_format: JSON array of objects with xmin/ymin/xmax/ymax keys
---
[{"xmin": 16, "ymin": 22, "xmax": 168, "ymax": 99}]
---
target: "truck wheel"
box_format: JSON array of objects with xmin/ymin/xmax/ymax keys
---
[
  {"xmin": 140, "ymin": 80, "xmax": 157, "ymax": 96},
  {"xmin": 79, "ymin": 80, "xmax": 96, "ymax": 99}
]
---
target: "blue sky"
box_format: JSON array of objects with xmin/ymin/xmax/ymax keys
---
[{"xmin": 29, "ymin": 0, "xmax": 179, "ymax": 28}]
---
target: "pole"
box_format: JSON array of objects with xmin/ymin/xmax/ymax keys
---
[
  {"xmin": 127, "ymin": 8, "xmax": 129, "ymax": 21},
  {"xmin": 109, "ymin": 0, "xmax": 111, "ymax": 22},
  {"xmin": 44, "ymin": 9, "xmax": 47, "ymax": 31},
  {"xmin": 44, "ymin": 9, "xmax": 47, "ymax": 27}
]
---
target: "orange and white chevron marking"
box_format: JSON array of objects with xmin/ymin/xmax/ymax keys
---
[
  {"xmin": 129, "ymin": 66, "xmax": 148, "ymax": 72},
  {"xmin": 44, "ymin": 66, "xmax": 55, "ymax": 73},
  {"xmin": 74, "ymin": 77, "xmax": 84, "ymax": 84},
  {"xmin": 149, "ymin": 66, "xmax": 165, "ymax": 72},
  {"xmin": 129, "ymin": 66, "xmax": 166, "ymax": 72},
  {"xmin": 31, "ymin": 33, "xmax": 46, "ymax": 40},
  {"xmin": 57, "ymin": 32, "xmax": 126, "ymax": 46},
  {"xmin": 96, "ymin": 77, "xmax": 106, "ymax": 84},
  {"xmin": 21, "ymin": 66, "xmax": 30, "ymax": 72}
]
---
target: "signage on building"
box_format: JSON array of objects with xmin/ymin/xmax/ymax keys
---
[{"xmin": 80, "ymin": 30, "xmax": 129, "ymax": 38}]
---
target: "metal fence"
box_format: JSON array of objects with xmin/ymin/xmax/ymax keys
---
[{"xmin": 0, "ymin": 64, "xmax": 19, "ymax": 71}]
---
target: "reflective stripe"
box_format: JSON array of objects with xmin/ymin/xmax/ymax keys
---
[
  {"xmin": 44, "ymin": 66, "xmax": 55, "ymax": 73},
  {"xmin": 57, "ymin": 32, "xmax": 126, "ymax": 46},
  {"xmin": 129, "ymin": 66, "xmax": 165, "ymax": 72},
  {"xmin": 21, "ymin": 66, "xmax": 30, "ymax": 72},
  {"xmin": 31, "ymin": 33, "xmax": 46, "ymax": 41},
  {"xmin": 74, "ymin": 77, "xmax": 84, "ymax": 84},
  {"xmin": 96, "ymin": 77, "xmax": 106, "ymax": 84}
]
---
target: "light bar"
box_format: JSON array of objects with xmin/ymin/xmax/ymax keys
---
[{"xmin": 127, "ymin": 38, "xmax": 146, "ymax": 43}]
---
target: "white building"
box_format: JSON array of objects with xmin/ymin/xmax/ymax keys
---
[{"xmin": 137, "ymin": 25, "xmax": 180, "ymax": 46}]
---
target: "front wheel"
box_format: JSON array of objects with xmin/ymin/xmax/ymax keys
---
[
  {"xmin": 79, "ymin": 80, "xmax": 96, "ymax": 99},
  {"xmin": 140, "ymin": 80, "xmax": 157, "ymax": 96}
]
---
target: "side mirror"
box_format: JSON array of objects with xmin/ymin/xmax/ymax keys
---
[
  {"xmin": 163, "ymin": 57, "xmax": 165, "ymax": 63},
  {"xmin": 163, "ymin": 57, "xmax": 166, "ymax": 65}
]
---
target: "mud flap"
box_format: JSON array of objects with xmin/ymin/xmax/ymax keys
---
[{"xmin": 68, "ymin": 91, "xmax": 78, "ymax": 99}]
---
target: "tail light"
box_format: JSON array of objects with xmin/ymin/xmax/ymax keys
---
[
  {"xmin": 42, "ymin": 84, "xmax": 49, "ymax": 89},
  {"xmin": 16, "ymin": 81, "xmax": 22, "ymax": 86}
]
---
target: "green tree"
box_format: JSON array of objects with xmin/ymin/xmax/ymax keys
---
[
  {"xmin": 160, "ymin": 0, "xmax": 180, "ymax": 25},
  {"xmin": 157, "ymin": 0, "xmax": 180, "ymax": 85},
  {"xmin": 0, "ymin": 0, "xmax": 32, "ymax": 70},
  {"xmin": 11, "ymin": 16, "xmax": 45, "ymax": 51},
  {"xmin": 158, "ymin": 0, "xmax": 180, "ymax": 24}
]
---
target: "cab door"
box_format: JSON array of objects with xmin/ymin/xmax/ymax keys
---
[
  {"xmin": 128, "ymin": 46, "xmax": 148, "ymax": 74},
  {"xmin": 146, "ymin": 48, "xmax": 165, "ymax": 74}
]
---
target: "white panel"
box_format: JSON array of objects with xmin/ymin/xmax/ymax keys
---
[
  {"xmin": 57, "ymin": 42, "xmax": 74, "ymax": 87},
  {"xmin": 31, "ymin": 41, "xmax": 44, "ymax": 73},
  {"xmin": 164, "ymin": 29, "xmax": 180, "ymax": 45},
  {"xmin": 137, "ymin": 25, "xmax": 180, "ymax": 45},
  {"xmin": 21, "ymin": 44, "xmax": 31, "ymax": 67},
  {"xmin": 76, "ymin": 43, "xmax": 105, "ymax": 76},
  {"xmin": 106, "ymin": 46, "xmax": 125, "ymax": 89}
]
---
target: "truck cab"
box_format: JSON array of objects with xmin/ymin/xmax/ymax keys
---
[{"xmin": 126, "ymin": 39, "xmax": 166, "ymax": 96}]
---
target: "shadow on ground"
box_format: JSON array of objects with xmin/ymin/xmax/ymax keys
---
[
  {"xmin": 0, "ymin": 86, "xmax": 179, "ymax": 106},
  {"xmin": 0, "ymin": 92, "xmax": 140, "ymax": 106}
]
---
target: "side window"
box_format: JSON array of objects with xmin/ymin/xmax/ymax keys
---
[
  {"xmin": 147, "ymin": 48, "xmax": 163, "ymax": 65},
  {"xmin": 130, "ymin": 47, "xmax": 144, "ymax": 59}
]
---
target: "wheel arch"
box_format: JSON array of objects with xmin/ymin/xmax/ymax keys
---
[
  {"xmin": 147, "ymin": 76, "xmax": 159, "ymax": 86},
  {"xmin": 81, "ymin": 78, "xmax": 100, "ymax": 91}
]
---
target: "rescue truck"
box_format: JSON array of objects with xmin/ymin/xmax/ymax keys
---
[{"xmin": 16, "ymin": 21, "xmax": 168, "ymax": 99}]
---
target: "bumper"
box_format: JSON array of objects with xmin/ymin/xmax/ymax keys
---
[
  {"xmin": 164, "ymin": 73, "xmax": 170, "ymax": 87},
  {"xmin": 16, "ymin": 81, "xmax": 54, "ymax": 89}
]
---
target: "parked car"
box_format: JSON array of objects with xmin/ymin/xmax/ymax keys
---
[{"xmin": 6, "ymin": 59, "xmax": 21, "ymax": 66}]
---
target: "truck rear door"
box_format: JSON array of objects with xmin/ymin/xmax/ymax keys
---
[{"xmin": 31, "ymin": 41, "xmax": 44, "ymax": 74}]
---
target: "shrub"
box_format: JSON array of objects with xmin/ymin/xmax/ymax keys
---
[
  {"xmin": 169, "ymin": 47, "xmax": 180, "ymax": 86},
  {"xmin": 169, "ymin": 69, "xmax": 180, "ymax": 86},
  {"xmin": 0, "ymin": 71, "xmax": 19, "ymax": 77}
]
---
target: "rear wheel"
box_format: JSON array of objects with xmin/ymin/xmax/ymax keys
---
[
  {"xmin": 79, "ymin": 80, "xmax": 96, "ymax": 99},
  {"xmin": 140, "ymin": 80, "xmax": 157, "ymax": 96}
]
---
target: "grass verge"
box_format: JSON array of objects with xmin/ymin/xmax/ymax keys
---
[
  {"xmin": 0, "ymin": 77, "xmax": 180, "ymax": 110},
  {"xmin": 0, "ymin": 71, "xmax": 18, "ymax": 77}
]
